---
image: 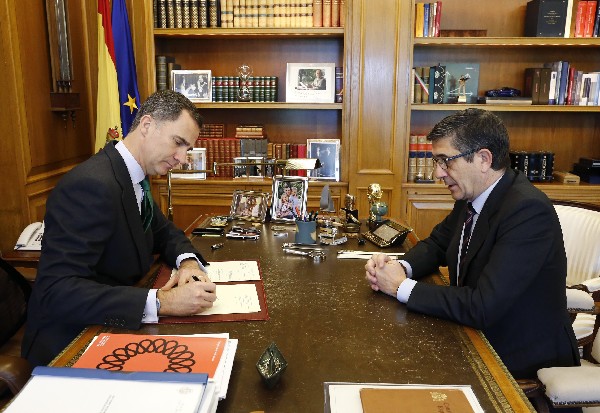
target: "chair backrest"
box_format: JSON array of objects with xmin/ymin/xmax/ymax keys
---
[
  {"xmin": 0, "ymin": 258, "xmax": 31, "ymax": 347},
  {"xmin": 553, "ymin": 201, "xmax": 600, "ymax": 286}
]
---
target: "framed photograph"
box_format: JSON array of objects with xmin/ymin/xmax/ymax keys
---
[
  {"xmin": 285, "ymin": 63, "xmax": 336, "ymax": 103},
  {"xmin": 171, "ymin": 70, "xmax": 212, "ymax": 102},
  {"xmin": 307, "ymin": 139, "xmax": 340, "ymax": 181},
  {"xmin": 270, "ymin": 177, "xmax": 309, "ymax": 223},
  {"xmin": 230, "ymin": 190, "xmax": 268, "ymax": 222},
  {"xmin": 171, "ymin": 148, "xmax": 207, "ymax": 179}
]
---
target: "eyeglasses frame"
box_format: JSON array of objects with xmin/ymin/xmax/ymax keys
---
[{"xmin": 432, "ymin": 149, "xmax": 479, "ymax": 170}]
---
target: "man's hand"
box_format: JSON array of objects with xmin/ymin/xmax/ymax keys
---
[
  {"xmin": 365, "ymin": 254, "xmax": 407, "ymax": 297},
  {"xmin": 163, "ymin": 258, "xmax": 210, "ymax": 289},
  {"xmin": 157, "ymin": 281, "xmax": 217, "ymax": 316}
]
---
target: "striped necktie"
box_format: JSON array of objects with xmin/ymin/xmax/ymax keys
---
[
  {"xmin": 140, "ymin": 177, "xmax": 154, "ymax": 232},
  {"xmin": 458, "ymin": 202, "xmax": 476, "ymax": 284}
]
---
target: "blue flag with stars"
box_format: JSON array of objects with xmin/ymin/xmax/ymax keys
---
[{"xmin": 112, "ymin": 0, "xmax": 140, "ymax": 137}]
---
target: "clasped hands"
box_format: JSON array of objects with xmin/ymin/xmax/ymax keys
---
[
  {"xmin": 157, "ymin": 258, "xmax": 216, "ymax": 316},
  {"xmin": 365, "ymin": 254, "xmax": 407, "ymax": 297}
]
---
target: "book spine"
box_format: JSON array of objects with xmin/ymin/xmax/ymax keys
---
[
  {"xmin": 331, "ymin": 0, "xmax": 340, "ymax": 27},
  {"xmin": 182, "ymin": 0, "xmax": 191, "ymax": 27},
  {"xmin": 167, "ymin": 0, "xmax": 176, "ymax": 27},
  {"xmin": 158, "ymin": 0, "xmax": 168, "ymax": 28},
  {"xmin": 200, "ymin": 0, "xmax": 208, "ymax": 27},
  {"xmin": 415, "ymin": 3, "xmax": 424, "ymax": 37},
  {"xmin": 594, "ymin": 0, "xmax": 600, "ymax": 35},
  {"xmin": 539, "ymin": 67, "xmax": 552, "ymax": 105},
  {"xmin": 558, "ymin": 61, "xmax": 570, "ymax": 104},
  {"xmin": 574, "ymin": 0, "xmax": 588, "ymax": 37},
  {"xmin": 565, "ymin": 66, "xmax": 576, "ymax": 105},
  {"xmin": 258, "ymin": 0, "xmax": 268, "ymax": 26},
  {"xmin": 156, "ymin": 56, "xmax": 168, "ymax": 91},
  {"xmin": 313, "ymin": 0, "xmax": 322, "ymax": 26},
  {"xmin": 564, "ymin": 0, "xmax": 574, "ymax": 37},
  {"xmin": 423, "ymin": 3, "xmax": 429, "ymax": 37},
  {"xmin": 339, "ymin": 0, "xmax": 344, "ymax": 27},
  {"xmin": 335, "ymin": 66, "xmax": 343, "ymax": 103},
  {"xmin": 322, "ymin": 0, "xmax": 331, "ymax": 27},
  {"xmin": 209, "ymin": 0, "xmax": 219, "ymax": 26},
  {"xmin": 584, "ymin": 0, "xmax": 598, "ymax": 36},
  {"xmin": 175, "ymin": 0, "xmax": 184, "ymax": 27}
]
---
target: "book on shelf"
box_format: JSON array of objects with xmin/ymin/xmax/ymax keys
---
[
  {"xmin": 414, "ymin": 2, "xmax": 442, "ymax": 38},
  {"xmin": 428, "ymin": 64, "xmax": 445, "ymax": 104},
  {"xmin": 313, "ymin": 0, "xmax": 323, "ymax": 26},
  {"xmin": 323, "ymin": 0, "xmax": 332, "ymax": 27},
  {"xmin": 4, "ymin": 366, "xmax": 212, "ymax": 413},
  {"xmin": 524, "ymin": 0, "xmax": 569, "ymax": 37},
  {"xmin": 156, "ymin": 55, "xmax": 176, "ymax": 91},
  {"xmin": 574, "ymin": 0, "xmax": 589, "ymax": 37},
  {"xmin": 553, "ymin": 170, "xmax": 581, "ymax": 184},
  {"xmin": 594, "ymin": 0, "xmax": 600, "ymax": 36},
  {"xmin": 584, "ymin": 1, "xmax": 598, "ymax": 36},
  {"xmin": 485, "ymin": 96, "xmax": 533, "ymax": 105},
  {"xmin": 524, "ymin": 67, "xmax": 542, "ymax": 104},
  {"xmin": 335, "ymin": 66, "xmax": 343, "ymax": 103},
  {"xmin": 443, "ymin": 63, "xmax": 479, "ymax": 104}
]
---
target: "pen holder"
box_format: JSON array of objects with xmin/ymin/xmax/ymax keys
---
[
  {"xmin": 295, "ymin": 220, "xmax": 317, "ymax": 245},
  {"xmin": 256, "ymin": 342, "xmax": 287, "ymax": 388}
]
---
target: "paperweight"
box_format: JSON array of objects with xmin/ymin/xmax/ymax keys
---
[{"xmin": 256, "ymin": 342, "xmax": 287, "ymax": 388}]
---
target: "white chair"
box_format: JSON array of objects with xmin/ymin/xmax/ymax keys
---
[
  {"xmin": 554, "ymin": 201, "xmax": 600, "ymax": 359},
  {"xmin": 537, "ymin": 326, "xmax": 600, "ymax": 411}
]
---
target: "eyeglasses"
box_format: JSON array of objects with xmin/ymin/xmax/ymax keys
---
[{"xmin": 432, "ymin": 149, "xmax": 477, "ymax": 170}]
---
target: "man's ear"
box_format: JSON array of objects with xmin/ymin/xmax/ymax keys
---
[
  {"xmin": 139, "ymin": 114, "xmax": 153, "ymax": 137},
  {"xmin": 478, "ymin": 148, "xmax": 494, "ymax": 171}
]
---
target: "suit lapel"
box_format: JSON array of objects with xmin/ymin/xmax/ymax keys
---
[{"xmin": 459, "ymin": 170, "xmax": 517, "ymax": 286}]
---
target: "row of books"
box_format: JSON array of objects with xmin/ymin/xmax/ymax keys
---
[
  {"xmin": 414, "ymin": 2, "xmax": 442, "ymax": 38},
  {"xmin": 153, "ymin": 0, "xmax": 346, "ymax": 29},
  {"xmin": 194, "ymin": 138, "xmax": 308, "ymax": 177},
  {"xmin": 573, "ymin": 0, "xmax": 600, "ymax": 37},
  {"xmin": 412, "ymin": 63, "xmax": 480, "ymax": 104},
  {"xmin": 526, "ymin": 62, "xmax": 600, "ymax": 106},
  {"xmin": 156, "ymin": 55, "xmax": 181, "ymax": 91},
  {"xmin": 212, "ymin": 76, "xmax": 279, "ymax": 102},
  {"xmin": 524, "ymin": 0, "xmax": 599, "ymax": 37},
  {"xmin": 407, "ymin": 135, "xmax": 437, "ymax": 183},
  {"xmin": 509, "ymin": 151, "xmax": 555, "ymax": 182}
]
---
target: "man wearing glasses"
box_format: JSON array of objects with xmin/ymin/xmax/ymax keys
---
[{"xmin": 365, "ymin": 109, "xmax": 579, "ymax": 391}]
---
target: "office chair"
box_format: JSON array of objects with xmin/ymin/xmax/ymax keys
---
[{"xmin": 0, "ymin": 257, "xmax": 32, "ymax": 401}]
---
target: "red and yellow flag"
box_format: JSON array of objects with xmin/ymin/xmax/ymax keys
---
[{"xmin": 95, "ymin": 0, "xmax": 121, "ymax": 152}]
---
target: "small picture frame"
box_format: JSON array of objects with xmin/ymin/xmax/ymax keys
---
[
  {"xmin": 270, "ymin": 177, "xmax": 309, "ymax": 223},
  {"xmin": 171, "ymin": 148, "xmax": 207, "ymax": 179},
  {"xmin": 307, "ymin": 139, "xmax": 340, "ymax": 181},
  {"xmin": 285, "ymin": 63, "xmax": 336, "ymax": 103},
  {"xmin": 230, "ymin": 190, "xmax": 268, "ymax": 222},
  {"xmin": 171, "ymin": 70, "xmax": 212, "ymax": 102}
]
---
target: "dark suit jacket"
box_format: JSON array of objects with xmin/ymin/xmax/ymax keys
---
[
  {"xmin": 22, "ymin": 142, "xmax": 207, "ymax": 367},
  {"xmin": 403, "ymin": 169, "xmax": 579, "ymax": 378}
]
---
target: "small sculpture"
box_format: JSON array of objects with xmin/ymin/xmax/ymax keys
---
[
  {"xmin": 367, "ymin": 183, "xmax": 383, "ymax": 222},
  {"xmin": 237, "ymin": 63, "xmax": 253, "ymax": 102},
  {"xmin": 370, "ymin": 201, "xmax": 388, "ymax": 222}
]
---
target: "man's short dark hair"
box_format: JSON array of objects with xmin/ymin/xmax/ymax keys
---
[
  {"xmin": 427, "ymin": 108, "xmax": 510, "ymax": 170},
  {"xmin": 129, "ymin": 90, "xmax": 204, "ymax": 132}
]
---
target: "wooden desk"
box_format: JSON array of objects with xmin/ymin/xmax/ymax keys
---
[{"xmin": 51, "ymin": 219, "xmax": 534, "ymax": 412}]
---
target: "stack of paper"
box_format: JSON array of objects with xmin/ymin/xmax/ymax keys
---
[
  {"xmin": 71, "ymin": 332, "xmax": 238, "ymax": 411},
  {"xmin": 4, "ymin": 367, "xmax": 209, "ymax": 413}
]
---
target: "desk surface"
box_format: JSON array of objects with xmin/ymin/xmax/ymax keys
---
[{"xmin": 52, "ymin": 217, "xmax": 533, "ymax": 412}]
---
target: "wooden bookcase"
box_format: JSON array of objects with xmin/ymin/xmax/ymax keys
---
[
  {"xmin": 128, "ymin": 3, "xmax": 348, "ymax": 222},
  {"xmin": 404, "ymin": 0, "xmax": 600, "ymax": 238}
]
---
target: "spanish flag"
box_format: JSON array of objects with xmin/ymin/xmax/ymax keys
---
[
  {"xmin": 112, "ymin": 0, "xmax": 140, "ymax": 137},
  {"xmin": 95, "ymin": 0, "xmax": 121, "ymax": 152}
]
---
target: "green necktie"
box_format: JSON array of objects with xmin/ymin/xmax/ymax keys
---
[{"xmin": 140, "ymin": 177, "xmax": 154, "ymax": 232}]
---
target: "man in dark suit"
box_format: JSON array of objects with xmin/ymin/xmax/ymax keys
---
[
  {"xmin": 365, "ymin": 109, "xmax": 579, "ymax": 383},
  {"xmin": 23, "ymin": 90, "xmax": 217, "ymax": 367}
]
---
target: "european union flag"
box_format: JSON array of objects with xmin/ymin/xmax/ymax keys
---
[{"xmin": 112, "ymin": 0, "xmax": 140, "ymax": 137}]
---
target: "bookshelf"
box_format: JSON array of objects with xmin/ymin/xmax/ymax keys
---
[
  {"xmin": 129, "ymin": 1, "xmax": 348, "ymax": 221},
  {"xmin": 405, "ymin": 0, "xmax": 600, "ymax": 238}
]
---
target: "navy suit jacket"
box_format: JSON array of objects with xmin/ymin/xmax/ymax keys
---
[
  {"xmin": 403, "ymin": 169, "xmax": 579, "ymax": 378},
  {"xmin": 22, "ymin": 142, "xmax": 207, "ymax": 367}
]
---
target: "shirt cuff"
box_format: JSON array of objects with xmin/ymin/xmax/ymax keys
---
[
  {"xmin": 176, "ymin": 253, "xmax": 207, "ymax": 272},
  {"xmin": 396, "ymin": 278, "xmax": 417, "ymax": 303},
  {"xmin": 399, "ymin": 259, "xmax": 413, "ymax": 278},
  {"xmin": 142, "ymin": 289, "xmax": 159, "ymax": 324}
]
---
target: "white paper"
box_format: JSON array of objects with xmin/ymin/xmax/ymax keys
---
[
  {"xmin": 197, "ymin": 283, "xmax": 261, "ymax": 315},
  {"xmin": 326, "ymin": 383, "xmax": 484, "ymax": 413},
  {"xmin": 205, "ymin": 260, "xmax": 261, "ymax": 282},
  {"xmin": 337, "ymin": 252, "xmax": 404, "ymax": 259},
  {"xmin": 5, "ymin": 375, "xmax": 205, "ymax": 413}
]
